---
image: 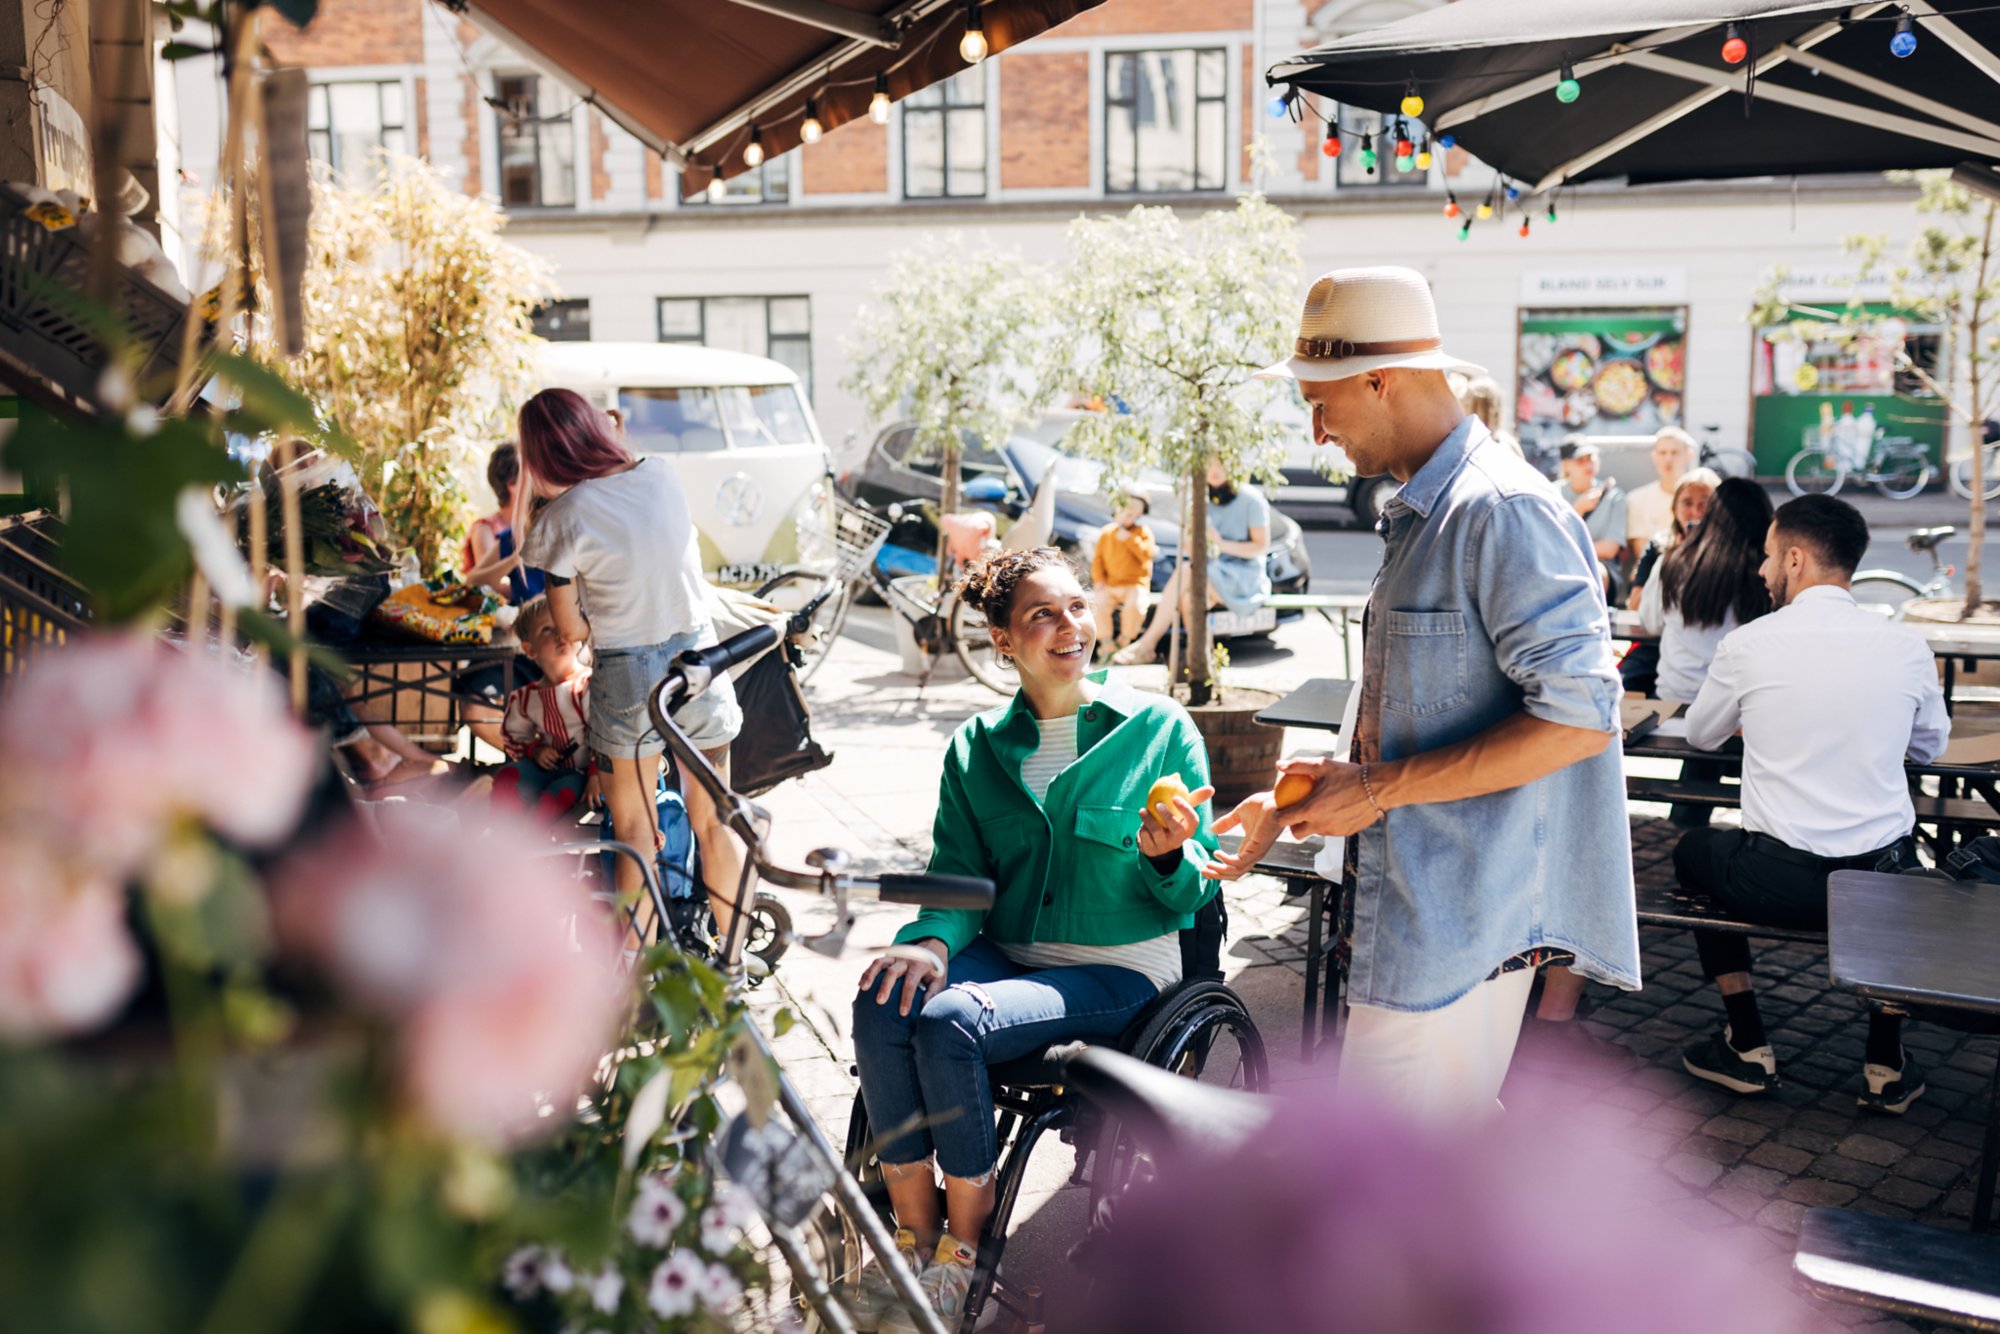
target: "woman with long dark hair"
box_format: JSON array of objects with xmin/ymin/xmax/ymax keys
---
[
  {"xmin": 1641, "ymin": 476, "xmax": 1775, "ymax": 702},
  {"xmin": 515, "ymin": 388, "xmax": 746, "ymax": 951}
]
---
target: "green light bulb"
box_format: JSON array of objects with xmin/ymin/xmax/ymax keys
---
[
  {"xmin": 1556, "ymin": 77, "xmax": 1581, "ymax": 104},
  {"xmin": 1360, "ymin": 148, "xmax": 1377, "ymax": 172},
  {"xmin": 1394, "ymin": 154, "xmax": 1414, "ymax": 173}
]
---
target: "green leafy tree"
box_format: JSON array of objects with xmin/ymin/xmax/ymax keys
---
[
  {"xmin": 292, "ymin": 155, "xmax": 555, "ymax": 570},
  {"xmin": 1062, "ymin": 195, "xmax": 1301, "ymax": 706},
  {"xmin": 1752, "ymin": 170, "xmax": 1999, "ymax": 615},
  {"xmin": 842, "ymin": 237, "xmax": 1061, "ymax": 582}
]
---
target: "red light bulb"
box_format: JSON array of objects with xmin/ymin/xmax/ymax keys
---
[
  {"xmin": 1444, "ymin": 200, "xmax": 1460, "ymax": 218},
  {"xmin": 1322, "ymin": 130, "xmax": 1341, "ymax": 157},
  {"xmin": 1519, "ymin": 220, "xmax": 1531, "ymax": 237},
  {"xmin": 1721, "ymin": 24, "xmax": 1748, "ymax": 64},
  {"xmin": 1395, "ymin": 137, "xmax": 1414, "ymax": 157}
]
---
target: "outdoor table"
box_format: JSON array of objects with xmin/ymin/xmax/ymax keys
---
[
  {"xmin": 1254, "ymin": 677, "xmax": 1354, "ymax": 732},
  {"xmin": 1828, "ymin": 868, "xmax": 2000, "ymax": 1232},
  {"xmin": 1610, "ymin": 608, "xmax": 1655, "ymax": 643},
  {"xmin": 339, "ymin": 635, "xmax": 520, "ymax": 750},
  {"xmin": 1917, "ymin": 623, "xmax": 2000, "ymax": 718}
]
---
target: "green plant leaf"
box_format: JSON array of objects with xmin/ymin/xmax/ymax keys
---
[
  {"xmin": 160, "ymin": 41, "xmax": 214, "ymax": 59},
  {"xmin": 266, "ymin": 0, "xmax": 319, "ymax": 28}
]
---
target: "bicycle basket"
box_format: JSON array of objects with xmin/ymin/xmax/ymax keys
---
[{"xmin": 796, "ymin": 495, "xmax": 890, "ymax": 584}]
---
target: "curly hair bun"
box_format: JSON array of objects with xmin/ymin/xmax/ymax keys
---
[{"xmin": 957, "ymin": 547, "xmax": 1074, "ymax": 626}]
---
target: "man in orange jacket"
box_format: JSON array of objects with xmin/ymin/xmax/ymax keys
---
[{"xmin": 1091, "ymin": 495, "xmax": 1156, "ymax": 657}]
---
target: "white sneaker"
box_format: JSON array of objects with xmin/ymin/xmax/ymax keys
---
[
  {"xmin": 878, "ymin": 1235, "xmax": 977, "ymax": 1334},
  {"xmin": 845, "ymin": 1227, "xmax": 920, "ymax": 1332}
]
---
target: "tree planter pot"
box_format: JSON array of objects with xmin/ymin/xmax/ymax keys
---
[{"xmin": 1161, "ymin": 684, "xmax": 1284, "ymax": 809}]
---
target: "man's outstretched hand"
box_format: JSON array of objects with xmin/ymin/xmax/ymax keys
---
[{"xmin": 1203, "ymin": 756, "xmax": 1385, "ymax": 880}]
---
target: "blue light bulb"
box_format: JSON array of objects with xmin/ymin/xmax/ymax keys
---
[
  {"xmin": 1890, "ymin": 15, "xmax": 1917, "ymax": 57},
  {"xmin": 1505, "ymin": 184, "xmax": 1520, "ymax": 200},
  {"xmin": 1438, "ymin": 134, "xmax": 1456, "ymax": 149},
  {"xmin": 1267, "ymin": 90, "xmax": 1292, "ymax": 118}
]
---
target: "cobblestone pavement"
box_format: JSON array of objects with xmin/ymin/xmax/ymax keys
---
[{"xmin": 744, "ymin": 607, "xmax": 1994, "ymax": 1331}]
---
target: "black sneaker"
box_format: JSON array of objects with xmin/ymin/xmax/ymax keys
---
[
  {"xmin": 1681, "ymin": 1027, "xmax": 1779, "ymax": 1094},
  {"xmin": 1857, "ymin": 1051, "xmax": 1927, "ymax": 1115}
]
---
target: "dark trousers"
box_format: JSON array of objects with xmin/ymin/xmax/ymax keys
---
[{"xmin": 1674, "ymin": 826, "xmax": 1919, "ymax": 978}]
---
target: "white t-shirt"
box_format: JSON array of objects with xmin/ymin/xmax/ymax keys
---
[
  {"xmin": 1627, "ymin": 480, "xmax": 1672, "ymax": 545},
  {"xmin": 521, "ymin": 458, "xmax": 712, "ymax": 650},
  {"xmin": 996, "ymin": 714, "xmax": 1183, "ymax": 992},
  {"xmin": 1637, "ymin": 564, "xmax": 1738, "ymax": 704}
]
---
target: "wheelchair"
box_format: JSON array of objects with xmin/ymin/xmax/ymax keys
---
[{"xmin": 805, "ymin": 920, "xmax": 1268, "ymax": 1334}]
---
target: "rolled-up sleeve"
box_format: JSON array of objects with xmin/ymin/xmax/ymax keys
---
[{"xmin": 1473, "ymin": 495, "xmax": 1622, "ymax": 734}]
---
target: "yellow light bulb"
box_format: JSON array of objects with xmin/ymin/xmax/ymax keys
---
[
  {"xmin": 1401, "ymin": 93, "xmax": 1424, "ymax": 118},
  {"xmin": 1416, "ymin": 151, "xmax": 1432, "ymax": 169},
  {"xmin": 1476, "ymin": 202, "xmax": 1493, "ymax": 219},
  {"xmin": 959, "ymin": 27, "xmax": 988, "ymax": 63},
  {"xmin": 870, "ymin": 90, "xmax": 891, "ymax": 124}
]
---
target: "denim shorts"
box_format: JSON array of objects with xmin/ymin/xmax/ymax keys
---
[{"xmin": 589, "ymin": 635, "xmax": 743, "ymax": 759}]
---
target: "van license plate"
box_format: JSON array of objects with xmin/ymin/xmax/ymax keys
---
[
  {"xmin": 715, "ymin": 562, "xmax": 787, "ymax": 588},
  {"xmin": 1207, "ymin": 607, "xmax": 1278, "ymax": 636}
]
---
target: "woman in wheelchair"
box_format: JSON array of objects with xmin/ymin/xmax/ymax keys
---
[{"xmin": 850, "ymin": 548, "xmax": 1218, "ymax": 1333}]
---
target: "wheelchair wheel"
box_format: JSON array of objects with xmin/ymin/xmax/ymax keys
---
[
  {"xmin": 1085, "ymin": 981, "xmax": 1268, "ymax": 1217},
  {"xmin": 756, "ymin": 569, "xmax": 852, "ymax": 685},
  {"xmin": 791, "ymin": 1100, "xmax": 889, "ymax": 1331}
]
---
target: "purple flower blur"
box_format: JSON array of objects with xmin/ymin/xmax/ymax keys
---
[{"xmin": 1058, "ymin": 1091, "xmax": 1807, "ymax": 1334}]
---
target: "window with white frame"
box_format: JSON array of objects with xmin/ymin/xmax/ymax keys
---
[
  {"xmin": 684, "ymin": 153, "xmax": 791, "ymax": 206},
  {"xmin": 494, "ymin": 73, "xmax": 575, "ymax": 208},
  {"xmin": 1104, "ymin": 48, "xmax": 1228, "ymax": 194},
  {"xmin": 658, "ymin": 296, "xmax": 813, "ymax": 399},
  {"xmin": 307, "ymin": 80, "xmax": 406, "ymax": 177},
  {"xmin": 903, "ymin": 67, "xmax": 986, "ymax": 198},
  {"xmin": 532, "ymin": 299, "xmax": 591, "ymax": 341}
]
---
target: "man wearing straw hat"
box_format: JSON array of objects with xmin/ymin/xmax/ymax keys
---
[{"xmin": 1206, "ymin": 267, "xmax": 1641, "ymax": 1119}]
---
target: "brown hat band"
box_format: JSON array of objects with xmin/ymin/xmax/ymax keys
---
[{"xmin": 1294, "ymin": 335, "xmax": 1441, "ymax": 359}]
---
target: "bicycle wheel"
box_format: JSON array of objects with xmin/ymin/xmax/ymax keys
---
[
  {"xmin": 1704, "ymin": 446, "xmax": 1758, "ymax": 482},
  {"xmin": 756, "ymin": 570, "xmax": 852, "ymax": 685},
  {"xmin": 745, "ymin": 891, "xmax": 792, "ymax": 966},
  {"xmin": 1874, "ymin": 448, "xmax": 1932, "ymax": 500},
  {"xmin": 1850, "ymin": 572, "xmax": 1925, "ymax": 620},
  {"xmin": 1950, "ymin": 445, "xmax": 2000, "ymax": 501},
  {"xmin": 1786, "ymin": 448, "xmax": 1846, "ymax": 497},
  {"xmin": 946, "ymin": 592, "xmax": 1014, "ymax": 696}
]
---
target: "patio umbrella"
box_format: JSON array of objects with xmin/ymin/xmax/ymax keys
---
[
  {"xmin": 447, "ymin": 0, "xmax": 1103, "ymax": 196},
  {"xmin": 1266, "ymin": 0, "xmax": 2000, "ymax": 196}
]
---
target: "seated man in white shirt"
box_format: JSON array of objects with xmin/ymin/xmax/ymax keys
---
[{"xmin": 1675, "ymin": 494, "xmax": 1949, "ymax": 1114}]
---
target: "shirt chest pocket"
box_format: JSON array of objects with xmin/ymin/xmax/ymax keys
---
[
  {"xmin": 1080, "ymin": 800, "xmax": 1144, "ymax": 860},
  {"xmin": 1382, "ymin": 609, "xmax": 1470, "ymax": 717}
]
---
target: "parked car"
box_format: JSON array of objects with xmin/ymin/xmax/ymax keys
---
[
  {"xmin": 536, "ymin": 342, "xmax": 835, "ymax": 588},
  {"xmin": 838, "ymin": 412, "xmax": 1313, "ymax": 626}
]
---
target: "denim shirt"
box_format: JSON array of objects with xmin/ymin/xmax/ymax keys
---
[{"xmin": 1350, "ymin": 418, "xmax": 1641, "ymax": 1012}]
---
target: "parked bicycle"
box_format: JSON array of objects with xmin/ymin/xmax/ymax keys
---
[
  {"xmin": 1697, "ymin": 423, "xmax": 1758, "ymax": 482},
  {"xmin": 1786, "ymin": 434, "xmax": 1933, "ymax": 500},
  {"xmin": 1949, "ymin": 437, "xmax": 2000, "ymax": 502},
  {"xmin": 756, "ymin": 492, "xmax": 1014, "ymax": 695},
  {"xmin": 1848, "ymin": 524, "xmax": 1958, "ymax": 619}
]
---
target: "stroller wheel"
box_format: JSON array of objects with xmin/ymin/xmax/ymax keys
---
[{"xmin": 746, "ymin": 892, "xmax": 793, "ymax": 966}]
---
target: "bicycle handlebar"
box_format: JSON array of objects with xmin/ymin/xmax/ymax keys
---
[{"xmin": 877, "ymin": 872, "xmax": 995, "ymax": 910}]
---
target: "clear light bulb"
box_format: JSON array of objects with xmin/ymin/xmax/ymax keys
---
[
  {"xmin": 870, "ymin": 90, "xmax": 891, "ymax": 124},
  {"xmin": 707, "ymin": 178, "xmax": 726, "ymax": 202},
  {"xmin": 800, "ymin": 99, "xmax": 823, "ymax": 144},
  {"xmin": 743, "ymin": 131, "xmax": 764, "ymax": 168},
  {"xmin": 959, "ymin": 27, "xmax": 988, "ymax": 63}
]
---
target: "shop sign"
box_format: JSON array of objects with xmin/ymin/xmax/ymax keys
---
[
  {"xmin": 34, "ymin": 87, "xmax": 89, "ymax": 196},
  {"xmin": 1520, "ymin": 268, "xmax": 1687, "ymax": 306}
]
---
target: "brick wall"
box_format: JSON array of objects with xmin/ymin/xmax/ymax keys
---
[
  {"xmin": 1052, "ymin": 0, "xmax": 1252, "ymax": 38},
  {"xmin": 1000, "ymin": 51, "xmax": 1089, "ymax": 189},
  {"xmin": 413, "ymin": 75, "xmax": 428, "ymax": 156},
  {"xmin": 800, "ymin": 116, "xmax": 887, "ymax": 195},
  {"xmin": 458, "ymin": 21, "xmax": 483, "ymax": 196},
  {"xmin": 644, "ymin": 149, "xmax": 663, "ymax": 200},
  {"xmin": 263, "ymin": 0, "xmax": 424, "ymax": 66},
  {"xmin": 590, "ymin": 111, "xmax": 610, "ymax": 201}
]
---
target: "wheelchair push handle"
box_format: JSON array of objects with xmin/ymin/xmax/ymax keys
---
[{"xmin": 875, "ymin": 872, "xmax": 996, "ymax": 910}]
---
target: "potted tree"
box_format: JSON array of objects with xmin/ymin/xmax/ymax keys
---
[
  {"xmin": 843, "ymin": 237, "xmax": 1060, "ymax": 674},
  {"xmin": 1062, "ymin": 194, "xmax": 1301, "ymax": 801}
]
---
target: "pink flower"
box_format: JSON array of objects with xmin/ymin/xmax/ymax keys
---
[
  {"xmin": 273, "ymin": 818, "xmax": 629, "ymax": 1146},
  {"xmin": 697, "ymin": 1201, "xmax": 739, "ymax": 1257},
  {"xmin": 0, "ymin": 840, "xmax": 141, "ymax": 1039},
  {"xmin": 646, "ymin": 1250, "xmax": 706, "ymax": 1320},
  {"xmin": 583, "ymin": 1263, "xmax": 624, "ymax": 1315},
  {"xmin": 0, "ymin": 635, "xmax": 316, "ymax": 879},
  {"xmin": 698, "ymin": 1260, "xmax": 743, "ymax": 1316}
]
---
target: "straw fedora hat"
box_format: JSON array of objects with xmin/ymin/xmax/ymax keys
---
[{"xmin": 1257, "ymin": 266, "xmax": 1486, "ymax": 383}]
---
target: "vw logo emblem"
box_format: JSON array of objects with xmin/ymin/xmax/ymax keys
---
[{"xmin": 715, "ymin": 473, "xmax": 764, "ymax": 527}]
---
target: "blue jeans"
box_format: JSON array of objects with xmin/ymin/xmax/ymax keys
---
[{"xmin": 851, "ymin": 935, "xmax": 1159, "ymax": 1179}]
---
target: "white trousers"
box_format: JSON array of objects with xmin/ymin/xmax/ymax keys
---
[{"xmin": 1338, "ymin": 968, "xmax": 1535, "ymax": 1123}]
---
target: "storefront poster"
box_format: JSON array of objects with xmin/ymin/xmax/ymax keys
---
[{"xmin": 1516, "ymin": 308, "xmax": 1686, "ymax": 459}]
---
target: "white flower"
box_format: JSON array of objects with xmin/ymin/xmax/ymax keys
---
[
  {"xmin": 697, "ymin": 1202, "xmax": 739, "ymax": 1256},
  {"xmin": 647, "ymin": 1250, "xmax": 706, "ymax": 1320},
  {"xmin": 539, "ymin": 1249, "xmax": 575, "ymax": 1295},
  {"xmin": 584, "ymin": 1263, "xmax": 623, "ymax": 1315},
  {"xmin": 502, "ymin": 1246, "xmax": 544, "ymax": 1299},
  {"xmin": 627, "ymin": 1173, "xmax": 688, "ymax": 1247},
  {"xmin": 714, "ymin": 1180, "xmax": 760, "ymax": 1231},
  {"xmin": 699, "ymin": 1261, "xmax": 743, "ymax": 1316}
]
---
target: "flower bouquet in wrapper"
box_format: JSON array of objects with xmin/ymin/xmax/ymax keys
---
[
  {"xmin": 235, "ymin": 449, "xmax": 395, "ymax": 576},
  {"xmin": 369, "ymin": 576, "xmax": 500, "ymax": 645}
]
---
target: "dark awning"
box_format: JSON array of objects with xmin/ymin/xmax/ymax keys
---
[
  {"xmin": 444, "ymin": 0, "xmax": 1104, "ymax": 195},
  {"xmin": 1266, "ymin": 0, "xmax": 2000, "ymax": 194}
]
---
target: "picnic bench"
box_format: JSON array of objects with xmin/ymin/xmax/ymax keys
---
[{"xmin": 1796, "ymin": 1208, "xmax": 2000, "ymax": 1331}]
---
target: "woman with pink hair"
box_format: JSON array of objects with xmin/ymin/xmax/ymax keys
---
[{"xmin": 517, "ymin": 388, "xmax": 746, "ymax": 950}]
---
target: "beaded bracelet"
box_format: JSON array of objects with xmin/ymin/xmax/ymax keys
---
[{"xmin": 1359, "ymin": 762, "xmax": 1387, "ymax": 819}]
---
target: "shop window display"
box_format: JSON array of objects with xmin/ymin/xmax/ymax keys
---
[{"xmin": 1516, "ymin": 308, "xmax": 1687, "ymax": 466}]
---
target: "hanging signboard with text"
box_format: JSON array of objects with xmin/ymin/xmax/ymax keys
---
[{"xmin": 1520, "ymin": 268, "xmax": 1688, "ymax": 307}]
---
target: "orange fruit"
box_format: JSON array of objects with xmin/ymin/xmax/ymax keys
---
[
  {"xmin": 1146, "ymin": 773, "xmax": 1190, "ymax": 814},
  {"xmin": 1273, "ymin": 772, "xmax": 1314, "ymax": 808}
]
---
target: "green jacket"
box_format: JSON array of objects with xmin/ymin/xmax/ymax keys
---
[{"xmin": 894, "ymin": 672, "xmax": 1218, "ymax": 960}]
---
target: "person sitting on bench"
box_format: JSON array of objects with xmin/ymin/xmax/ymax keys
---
[
  {"xmin": 1676, "ymin": 494, "xmax": 1948, "ymax": 1112},
  {"xmin": 1114, "ymin": 461, "xmax": 1268, "ymax": 664}
]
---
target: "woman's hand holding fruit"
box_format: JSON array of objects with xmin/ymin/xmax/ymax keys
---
[{"xmin": 1138, "ymin": 773, "xmax": 1214, "ymax": 860}]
